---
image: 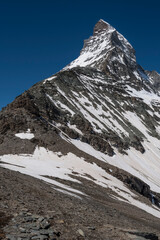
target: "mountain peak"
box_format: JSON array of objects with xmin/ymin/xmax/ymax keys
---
[
  {"xmin": 93, "ymin": 19, "xmax": 115, "ymax": 35},
  {"xmin": 64, "ymin": 19, "xmax": 138, "ymax": 79}
]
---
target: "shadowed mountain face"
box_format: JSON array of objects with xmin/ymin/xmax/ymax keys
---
[
  {"xmin": 146, "ymin": 70, "xmax": 160, "ymax": 91},
  {"xmin": 1, "ymin": 20, "xmax": 160, "ymax": 235}
]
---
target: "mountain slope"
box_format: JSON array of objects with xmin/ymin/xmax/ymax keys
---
[
  {"xmin": 146, "ymin": 70, "xmax": 160, "ymax": 91},
  {"xmin": 1, "ymin": 19, "xmax": 160, "ymax": 238}
]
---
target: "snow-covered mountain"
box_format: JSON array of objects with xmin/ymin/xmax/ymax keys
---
[
  {"xmin": 65, "ymin": 19, "xmax": 151, "ymax": 85},
  {"xmin": 1, "ymin": 19, "xmax": 160, "ymax": 226}
]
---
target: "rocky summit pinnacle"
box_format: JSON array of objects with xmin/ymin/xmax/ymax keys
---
[
  {"xmin": 1, "ymin": 19, "xmax": 160, "ymax": 239},
  {"xmin": 65, "ymin": 19, "xmax": 141, "ymax": 80},
  {"xmin": 93, "ymin": 19, "xmax": 115, "ymax": 35}
]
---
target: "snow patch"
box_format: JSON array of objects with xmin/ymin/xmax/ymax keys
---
[
  {"xmin": 43, "ymin": 75, "xmax": 57, "ymax": 84},
  {"xmin": 67, "ymin": 123, "xmax": 83, "ymax": 135},
  {"xmin": 126, "ymin": 86, "xmax": 160, "ymax": 108},
  {"xmin": 15, "ymin": 129, "xmax": 34, "ymax": 140}
]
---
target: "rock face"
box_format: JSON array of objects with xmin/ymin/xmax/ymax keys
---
[
  {"xmin": 1, "ymin": 19, "xmax": 160, "ymax": 239},
  {"xmin": 146, "ymin": 70, "xmax": 160, "ymax": 91}
]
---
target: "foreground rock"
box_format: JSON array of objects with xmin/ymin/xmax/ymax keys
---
[
  {"xmin": 4, "ymin": 211, "xmax": 59, "ymax": 240},
  {"xmin": 0, "ymin": 167, "xmax": 160, "ymax": 240}
]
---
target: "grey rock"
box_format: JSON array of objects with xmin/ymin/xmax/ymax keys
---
[
  {"xmin": 77, "ymin": 229, "xmax": 85, "ymax": 237},
  {"xmin": 24, "ymin": 216, "xmax": 33, "ymax": 222},
  {"xmin": 39, "ymin": 229, "xmax": 50, "ymax": 235},
  {"xmin": 37, "ymin": 217, "xmax": 44, "ymax": 223},
  {"xmin": 31, "ymin": 235, "xmax": 48, "ymax": 240},
  {"xmin": 30, "ymin": 230, "xmax": 40, "ymax": 236},
  {"xmin": 87, "ymin": 226, "xmax": 95, "ymax": 230},
  {"xmin": 6, "ymin": 235, "xmax": 17, "ymax": 240},
  {"xmin": 40, "ymin": 220, "xmax": 50, "ymax": 229},
  {"xmin": 19, "ymin": 227, "xmax": 26, "ymax": 233}
]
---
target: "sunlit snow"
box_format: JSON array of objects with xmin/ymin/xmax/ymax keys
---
[
  {"xmin": 1, "ymin": 146, "xmax": 160, "ymax": 218},
  {"xmin": 15, "ymin": 129, "xmax": 34, "ymax": 140}
]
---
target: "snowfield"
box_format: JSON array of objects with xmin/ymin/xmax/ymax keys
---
[{"xmin": 1, "ymin": 143, "xmax": 160, "ymax": 218}]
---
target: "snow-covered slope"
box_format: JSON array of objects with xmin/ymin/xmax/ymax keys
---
[
  {"xmin": 1, "ymin": 146, "xmax": 160, "ymax": 218},
  {"xmin": 0, "ymin": 19, "xmax": 160, "ymax": 219}
]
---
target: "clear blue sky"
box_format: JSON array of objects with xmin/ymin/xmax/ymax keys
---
[{"xmin": 1, "ymin": 0, "xmax": 160, "ymax": 109}]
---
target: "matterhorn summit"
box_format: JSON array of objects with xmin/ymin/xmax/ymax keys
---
[
  {"xmin": 65, "ymin": 19, "xmax": 142, "ymax": 81},
  {"xmin": 93, "ymin": 19, "xmax": 115, "ymax": 34},
  {"xmin": 1, "ymin": 19, "xmax": 160, "ymax": 239}
]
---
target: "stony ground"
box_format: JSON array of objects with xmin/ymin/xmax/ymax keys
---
[{"xmin": 0, "ymin": 166, "xmax": 160, "ymax": 240}]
